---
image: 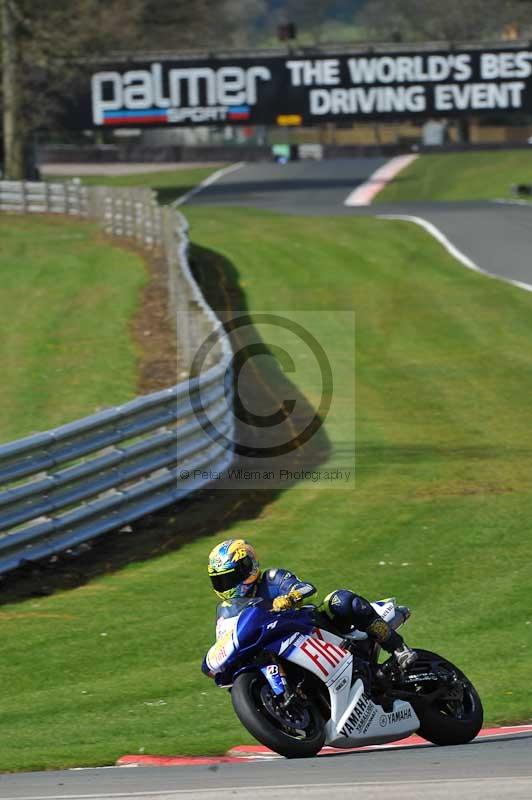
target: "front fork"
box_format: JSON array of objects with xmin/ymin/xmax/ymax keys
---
[{"xmin": 260, "ymin": 660, "xmax": 291, "ymax": 701}]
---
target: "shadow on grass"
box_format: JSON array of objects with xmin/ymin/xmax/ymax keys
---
[
  {"xmin": 0, "ymin": 244, "xmax": 332, "ymax": 603},
  {"xmin": 155, "ymin": 186, "xmax": 196, "ymax": 205}
]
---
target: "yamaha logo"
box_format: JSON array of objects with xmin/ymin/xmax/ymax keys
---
[{"xmin": 380, "ymin": 707, "xmax": 413, "ymax": 727}]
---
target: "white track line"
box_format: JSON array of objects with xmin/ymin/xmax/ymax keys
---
[
  {"xmin": 378, "ymin": 213, "xmax": 532, "ymax": 294},
  {"xmin": 5, "ymin": 776, "xmax": 532, "ymax": 800},
  {"xmin": 173, "ymin": 162, "xmax": 244, "ymax": 207},
  {"xmin": 344, "ymin": 154, "xmax": 419, "ymax": 206}
]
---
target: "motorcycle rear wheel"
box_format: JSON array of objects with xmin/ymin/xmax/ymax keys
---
[
  {"xmin": 411, "ymin": 649, "xmax": 483, "ymax": 746},
  {"xmin": 231, "ymin": 671, "xmax": 325, "ymax": 758}
]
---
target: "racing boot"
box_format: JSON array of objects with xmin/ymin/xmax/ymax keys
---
[
  {"xmin": 393, "ymin": 642, "xmax": 418, "ymax": 671},
  {"xmin": 365, "ymin": 618, "xmax": 417, "ymax": 670}
]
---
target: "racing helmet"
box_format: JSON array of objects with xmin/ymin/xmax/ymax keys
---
[{"xmin": 208, "ymin": 539, "xmax": 260, "ymax": 600}]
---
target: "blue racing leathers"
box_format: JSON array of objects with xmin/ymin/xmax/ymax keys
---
[
  {"xmin": 201, "ymin": 570, "xmax": 406, "ymax": 677},
  {"xmin": 251, "ymin": 568, "xmax": 316, "ymax": 606},
  {"xmin": 201, "ymin": 568, "xmax": 315, "ymax": 677}
]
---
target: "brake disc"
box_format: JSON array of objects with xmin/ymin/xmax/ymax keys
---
[{"xmin": 260, "ymin": 685, "xmax": 311, "ymax": 731}]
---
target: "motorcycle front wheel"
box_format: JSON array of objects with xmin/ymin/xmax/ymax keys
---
[
  {"xmin": 231, "ymin": 671, "xmax": 325, "ymax": 758},
  {"xmin": 410, "ymin": 649, "xmax": 483, "ymax": 746}
]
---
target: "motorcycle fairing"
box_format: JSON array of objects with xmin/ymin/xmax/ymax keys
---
[
  {"xmin": 271, "ymin": 625, "xmax": 420, "ymax": 748},
  {"xmin": 205, "ymin": 596, "xmax": 420, "ymax": 749},
  {"xmin": 206, "ymin": 596, "xmax": 397, "ymax": 674},
  {"xmin": 324, "ymin": 676, "xmax": 420, "ymax": 748},
  {"xmin": 205, "ymin": 602, "xmax": 315, "ymax": 676},
  {"xmin": 205, "ymin": 621, "xmax": 238, "ymax": 673}
]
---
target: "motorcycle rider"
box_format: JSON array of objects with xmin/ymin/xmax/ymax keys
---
[{"xmin": 202, "ymin": 538, "xmax": 417, "ymax": 676}]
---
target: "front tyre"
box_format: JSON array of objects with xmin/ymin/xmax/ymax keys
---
[
  {"xmin": 411, "ymin": 649, "xmax": 483, "ymax": 746},
  {"xmin": 231, "ymin": 672, "xmax": 325, "ymax": 758}
]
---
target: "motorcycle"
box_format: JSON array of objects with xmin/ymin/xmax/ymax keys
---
[{"xmin": 205, "ymin": 596, "xmax": 483, "ymax": 758}]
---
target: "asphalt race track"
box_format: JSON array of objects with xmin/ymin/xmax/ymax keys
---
[
  {"xmin": 187, "ymin": 157, "xmax": 389, "ymax": 215},
  {"xmin": 379, "ymin": 202, "xmax": 532, "ymax": 290},
  {"xmin": 188, "ymin": 159, "xmax": 532, "ymax": 288},
  {"xmin": 1, "ymin": 733, "xmax": 531, "ymax": 799},
  {"xmin": 5, "ymin": 158, "xmax": 532, "ymax": 799}
]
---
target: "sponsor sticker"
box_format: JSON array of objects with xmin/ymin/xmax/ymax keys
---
[
  {"xmin": 278, "ymin": 633, "xmax": 304, "ymax": 654},
  {"xmin": 380, "ymin": 707, "xmax": 413, "ymax": 727},
  {"xmin": 340, "ymin": 693, "xmax": 378, "ymax": 736},
  {"xmin": 300, "ymin": 630, "xmax": 348, "ymax": 678},
  {"xmin": 334, "ymin": 676, "xmax": 349, "ymax": 693}
]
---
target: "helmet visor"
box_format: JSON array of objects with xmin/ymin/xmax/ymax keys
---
[{"xmin": 210, "ymin": 555, "xmax": 253, "ymax": 593}]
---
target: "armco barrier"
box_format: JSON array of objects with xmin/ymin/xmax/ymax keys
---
[{"xmin": 0, "ymin": 180, "xmax": 234, "ymax": 576}]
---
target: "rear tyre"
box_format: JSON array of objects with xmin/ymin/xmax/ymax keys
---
[
  {"xmin": 411, "ymin": 649, "xmax": 483, "ymax": 746},
  {"xmin": 231, "ymin": 671, "xmax": 325, "ymax": 758}
]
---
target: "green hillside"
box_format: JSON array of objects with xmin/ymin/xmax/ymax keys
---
[
  {"xmin": 1, "ymin": 207, "xmax": 531, "ymax": 770},
  {"xmin": 376, "ymin": 150, "xmax": 532, "ymax": 203},
  {"xmin": 0, "ymin": 215, "xmax": 147, "ymax": 444}
]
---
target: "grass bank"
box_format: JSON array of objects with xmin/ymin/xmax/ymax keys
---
[
  {"xmin": 0, "ymin": 215, "xmax": 147, "ymax": 443},
  {"xmin": 376, "ymin": 149, "xmax": 532, "ymax": 203},
  {"xmin": 1, "ymin": 207, "xmax": 531, "ymax": 770}
]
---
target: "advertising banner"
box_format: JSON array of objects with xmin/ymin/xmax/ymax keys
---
[{"xmin": 76, "ymin": 47, "xmax": 532, "ymax": 128}]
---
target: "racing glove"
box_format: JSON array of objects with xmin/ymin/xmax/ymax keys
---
[{"xmin": 272, "ymin": 589, "xmax": 303, "ymax": 612}]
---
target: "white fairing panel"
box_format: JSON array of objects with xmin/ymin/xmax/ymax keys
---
[
  {"xmin": 283, "ymin": 623, "xmax": 420, "ymax": 748},
  {"xmin": 283, "ymin": 627, "xmax": 354, "ymax": 730},
  {"xmin": 325, "ymin": 679, "xmax": 420, "ymax": 748},
  {"xmin": 206, "ymin": 617, "xmax": 238, "ymax": 673},
  {"xmin": 216, "ymin": 614, "xmax": 237, "ymax": 640},
  {"xmin": 285, "ymin": 627, "xmax": 352, "ymax": 685},
  {"xmin": 372, "ymin": 599, "xmax": 396, "ymax": 623}
]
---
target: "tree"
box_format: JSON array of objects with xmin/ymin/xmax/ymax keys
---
[
  {"xmin": 135, "ymin": 0, "xmax": 269, "ymax": 50},
  {"xmin": 2, "ymin": 0, "xmax": 262, "ymax": 179},
  {"xmin": 1, "ymin": 0, "xmax": 143, "ymax": 178},
  {"xmin": 214, "ymin": 0, "xmax": 268, "ymax": 49},
  {"xmin": 2, "ymin": 0, "xmax": 23, "ymax": 178},
  {"xmin": 277, "ymin": 0, "xmax": 338, "ymax": 43},
  {"xmin": 356, "ymin": 0, "xmax": 532, "ymax": 43}
]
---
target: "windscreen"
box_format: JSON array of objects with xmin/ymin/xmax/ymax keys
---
[{"xmin": 215, "ymin": 597, "xmax": 264, "ymax": 623}]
